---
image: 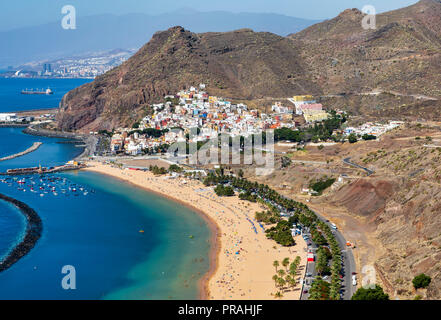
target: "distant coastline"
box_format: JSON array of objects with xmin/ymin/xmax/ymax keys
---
[{"xmin": 0, "ymin": 194, "xmax": 43, "ymax": 273}]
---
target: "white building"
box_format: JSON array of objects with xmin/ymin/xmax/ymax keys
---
[{"xmin": 0, "ymin": 113, "xmax": 17, "ymax": 122}]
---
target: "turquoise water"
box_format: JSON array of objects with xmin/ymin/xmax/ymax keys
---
[
  {"xmin": 0, "ymin": 78, "xmax": 91, "ymax": 112},
  {"xmin": 0, "ymin": 201, "xmax": 26, "ymax": 259},
  {"xmin": 0, "ymin": 171, "xmax": 211, "ymax": 300},
  {"xmin": 0, "ymin": 127, "xmax": 83, "ymax": 172},
  {"xmin": 0, "ymin": 79, "xmax": 212, "ymax": 300}
]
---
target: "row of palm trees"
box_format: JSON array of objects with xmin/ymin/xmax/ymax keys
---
[
  {"xmin": 272, "ymin": 257, "xmax": 302, "ymax": 298},
  {"xmin": 209, "ymin": 173, "xmax": 343, "ymax": 300}
]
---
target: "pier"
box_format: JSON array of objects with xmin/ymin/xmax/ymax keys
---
[{"xmin": 0, "ymin": 142, "xmax": 43, "ymax": 162}]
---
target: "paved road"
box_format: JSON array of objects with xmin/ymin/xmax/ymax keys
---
[
  {"xmin": 300, "ymin": 212, "xmax": 357, "ymax": 300},
  {"xmin": 343, "ymin": 157, "xmax": 374, "ymax": 176}
]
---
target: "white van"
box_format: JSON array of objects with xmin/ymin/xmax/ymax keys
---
[{"xmin": 352, "ymin": 275, "xmax": 357, "ymax": 286}]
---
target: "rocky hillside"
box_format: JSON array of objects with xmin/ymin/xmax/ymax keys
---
[
  {"xmin": 289, "ymin": 0, "xmax": 441, "ymax": 99},
  {"xmin": 58, "ymin": 0, "xmax": 441, "ymax": 131},
  {"xmin": 328, "ymin": 125, "xmax": 441, "ymax": 299},
  {"xmin": 57, "ymin": 27, "xmax": 320, "ymax": 131}
]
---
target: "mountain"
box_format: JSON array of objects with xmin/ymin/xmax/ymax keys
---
[
  {"xmin": 0, "ymin": 11, "xmax": 319, "ymax": 67},
  {"xmin": 57, "ymin": 27, "xmax": 321, "ymax": 131},
  {"xmin": 288, "ymin": 0, "xmax": 441, "ymax": 99},
  {"xmin": 57, "ymin": 0, "xmax": 441, "ymax": 132}
]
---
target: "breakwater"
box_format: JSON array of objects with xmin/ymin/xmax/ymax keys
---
[
  {"xmin": 23, "ymin": 124, "xmax": 96, "ymax": 160},
  {"xmin": 0, "ymin": 194, "xmax": 42, "ymax": 273},
  {"xmin": 0, "ymin": 142, "xmax": 43, "ymax": 162}
]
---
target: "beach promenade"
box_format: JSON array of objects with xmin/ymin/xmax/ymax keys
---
[{"xmin": 84, "ymin": 161, "xmax": 307, "ymax": 300}]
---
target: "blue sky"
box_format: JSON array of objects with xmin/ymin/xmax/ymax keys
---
[{"xmin": 1, "ymin": 0, "xmax": 419, "ymax": 31}]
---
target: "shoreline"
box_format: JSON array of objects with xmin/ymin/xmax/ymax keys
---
[
  {"xmin": 81, "ymin": 164, "xmax": 220, "ymax": 300},
  {"xmin": 83, "ymin": 162, "xmax": 308, "ymax": 300},
  {"xmin": 0, "ymin": 193, "xmax": 43, "ymax": 273},
  {"xmin": 22, "ymin": 124, "xmax": 95, "ymax": 160}
]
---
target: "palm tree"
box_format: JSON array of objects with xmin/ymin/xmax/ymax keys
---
[
  {"xmin": 275, "ymin": 291, "xmax": 283, "ymax": 299},
  {"xmin": 273, "ymin": 260, "xmax": 279, "ymax": 272},
  {"xmin": 278, "ymin": 269, "xmax": 286, "ymax": 278},
  {"xmin": 286, "ymin": 274, "xmax": 297, "ymax": 290},
  {"xmin": 282, "ymin": 257, "xmax": 290, "ymax": 271},
  {"xmin": 277, "ymin": 277, "xmax": 286, "ymax": 290}
]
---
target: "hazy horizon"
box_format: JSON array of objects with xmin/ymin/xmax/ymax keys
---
[{"xmin": 1, "ymin": 0, "xmax": 419, "ymax": 32}]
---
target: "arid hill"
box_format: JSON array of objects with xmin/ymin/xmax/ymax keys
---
[
  {"xmin": 57, "ymin": 27, "xmax": 320, "ymax": 132},
  {"xmin": 289, "ymin": 0, "xmax": 441, "ymax": 100},
  {"xmin": 58, "ymin": 0, "xmax": 441, "ymax": 131}
]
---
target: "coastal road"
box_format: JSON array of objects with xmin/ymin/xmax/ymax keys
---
[
  {"xmin": 300, "ymin": 212, "xmax": 357, "ymax": 300},
  {"xmin": 315, "ymin": 212, "xmax": 357, "ymax": 300},
  {"xmin": 343, "ymin": 157, "xmax": 374, "ymax": 176}
]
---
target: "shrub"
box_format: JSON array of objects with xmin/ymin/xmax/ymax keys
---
[
  {"xmin": 412, "ymin": 274, "xmax": 431, "ymax": 289},
  {"xmin": 348, "ymin": 133, "xmax": 358, "ymax": 144},
  {"xmin": 351, "ymin": 285, "xmax": 389, "ymax": 300},
  {"xmin": 214, "ymin": 185, "xmax": 235, "ymax": 197}
]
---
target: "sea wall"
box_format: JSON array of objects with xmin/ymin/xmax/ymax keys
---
[
  {"xmin": 0, "ymin": 142, "xmax": 43, "ymax": 162},
  {"xmin": 23, "ymin": 124, "xmax": 96, "ymax": 160},
  {"xmin": 0, "ymin": 194, "xmax": 43, "ymax": 273}
]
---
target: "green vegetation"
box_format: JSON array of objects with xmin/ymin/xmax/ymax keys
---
[
  {"xmin": 265, "ymin": 221, "xmax": 295, "ymax": 247},
  {"xmin": 274, "ymin": 111, "xmax": 346, "ymax": 143},
  {"xmin": 214, "ymin": 185, "xmax": 235, "ymax": 197},
  {"xmin": 362, "ymin": 134, "xmax": 377, "ymax": 141},
  {"xmin": 272, "ymin": 257, "xmax": 301, "ymax": 296},
  {"xmin": 129, "ymin": 128, "xmax": 168, "ymax": 138},
  {"xmin": 239, "ymin": 191, "xmax": 258, "ymax": 202},
  {"xmin": 281, "ymin": 156, "xmax": 292, "ymax": 168},
  {"xmin": 348, "ymin": 133, "xmax": 358, "ymax": 144},
  {"xmin": 309, "ymin": 177, "xmax": 336, "ymax": 195},
  {"xmin": 412, "ymin": 273, "xmax": 431, "ymax": 289},
  {"xmin": 255, "ymin": 210, "xmax": 281, "ymax": 224},
  {"xmin": 149, "ymin": 165, "xmax": 168, "ymax": 175},
  {"xmin": 351, "ymin": 285, "xmax": 389, "ymax": 300},
  {"xmin": 203, "ymin": 171, "xmax": 343, "ymax": 299},
  {"xmin": 168, "ymin": 164, "xmax": 183, "ymax": 173},
  {"xmin": 308, "ymin": 277, "xmax": 331, "ymax": 300},
  {"xmin": 316, "ymin": 247, "xmax": 332, "ymax": 275}
]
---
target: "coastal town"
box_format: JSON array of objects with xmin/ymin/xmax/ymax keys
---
[
  {"xmin": 0, "ymin": 49, "xmax": 135, "ymax": 79},
  {"xmin": 96, "ymin": 85, "xmax": 403, "ymax": 157}
]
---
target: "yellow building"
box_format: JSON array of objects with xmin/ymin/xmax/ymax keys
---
[
  {"xmin": 292, "ymin": 95, "xmax": 314, "ymax": 102},
  {"xmin": 303, "ymin": 110, "xmax": 329, "ymax": 123}
]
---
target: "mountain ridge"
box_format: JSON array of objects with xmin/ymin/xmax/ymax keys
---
[
  {"xmin": 57, "ymin": 0, "xmax": 441, "ymax": 131},
  {"xmin": 0, "ymin": 11, "xmax": 319, "ymax": 67}
]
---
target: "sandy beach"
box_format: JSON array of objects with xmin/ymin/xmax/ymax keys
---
[{"xmin": 84, "ymin": 161, "xmax": 307, "ymax": 300}]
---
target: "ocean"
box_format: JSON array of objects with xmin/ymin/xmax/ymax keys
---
[
  {"xmin": 0, "ymin": 78, "xmax": 91, "ymax": 112},
  {"xmin": 0, "ymin": 79, "xmax": 211, "ymax": 300}
]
